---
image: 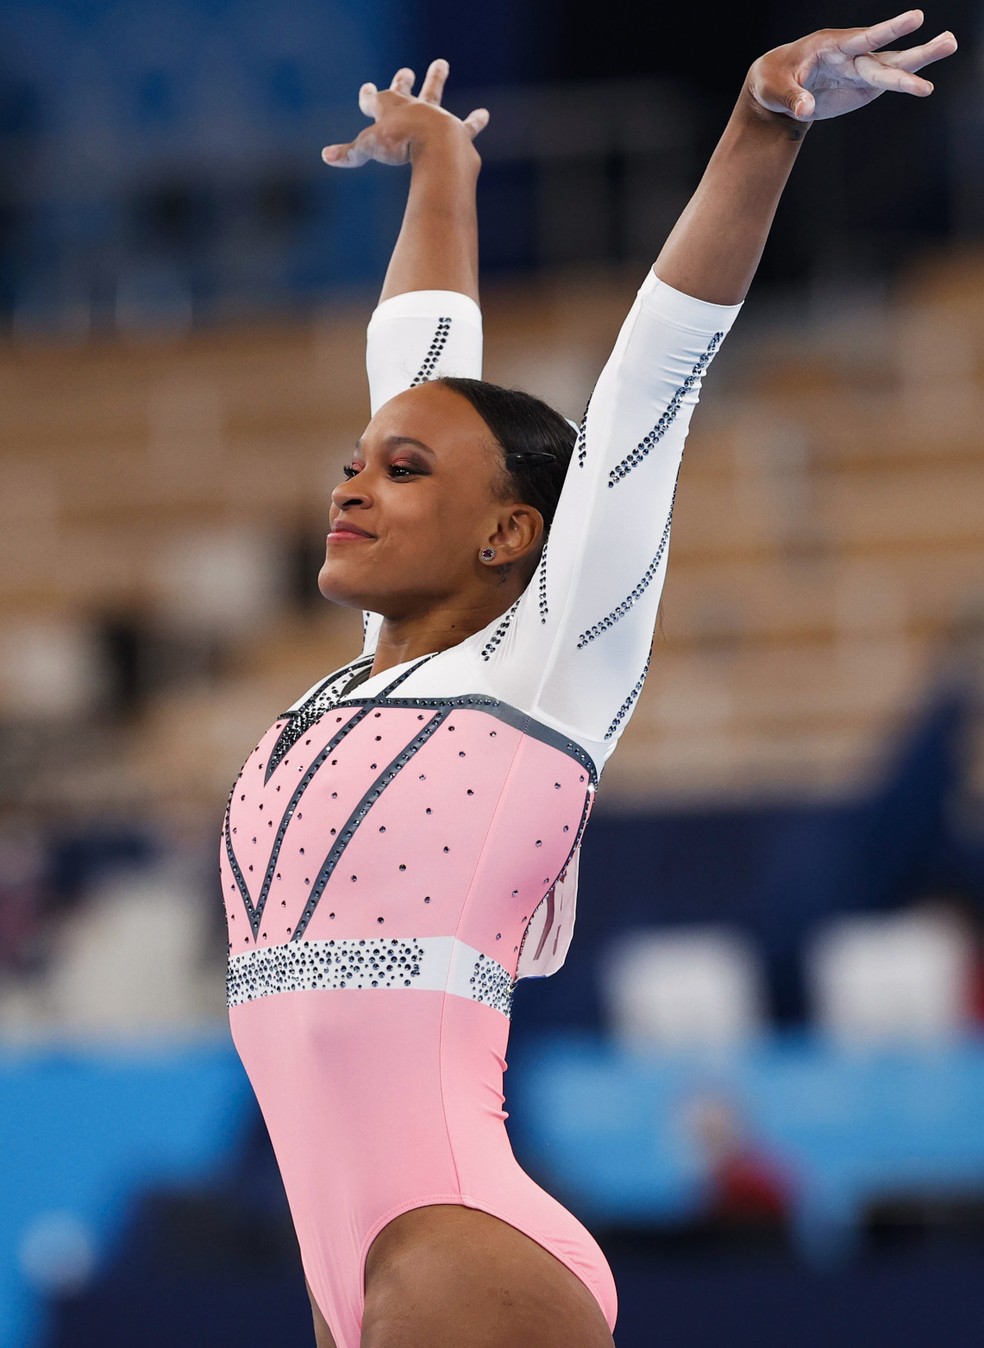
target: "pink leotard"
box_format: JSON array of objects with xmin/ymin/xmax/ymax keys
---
[{"xmin": 220, "ymin": 273, "xmax": 741, "ymax": 1346}]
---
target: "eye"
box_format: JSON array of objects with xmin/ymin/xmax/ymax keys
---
[
  {"xmin": 341, "ymin": 464, "xmax": 360, "ymax": 480},
  {"xmin": 388, "ymin": 463, "xmax": 420, "ymax": 479}
]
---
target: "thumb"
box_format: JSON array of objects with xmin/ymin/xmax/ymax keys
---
[
  {"xmin": 321, "ymin": 137, "xmax": 371, "ymax": 168},
  {"xmin": 748, "ymin": 48, "xmax": 817, "ymax": 122},
  {"xmin": 462, "ymin": 106, "xmax": 490, "ymax": 138},
  {"xmin": 787, "ymin": 86, "xmax": 815, "ymax": 120}
]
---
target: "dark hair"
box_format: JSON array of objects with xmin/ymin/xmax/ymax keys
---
[{"xmin": 438, "ymin": 376, "xmax": 576, "ymax": 538}]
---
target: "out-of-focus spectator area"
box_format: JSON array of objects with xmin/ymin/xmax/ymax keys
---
[{"xmin": 3, "ymin": 1, "xmax": 984, "ymax": 1345}]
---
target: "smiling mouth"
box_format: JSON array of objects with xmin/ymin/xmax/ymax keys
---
[{"xmin": 328, "ymin": 527, "xmax": 373, "ymax": 540}]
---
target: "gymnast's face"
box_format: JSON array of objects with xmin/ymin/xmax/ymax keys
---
[{"xmin": 319, "ymin": 381, "xmax": 533, "ymax": 619}]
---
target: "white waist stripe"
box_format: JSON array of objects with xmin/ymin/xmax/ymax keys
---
[{"xmin": 227, "ymin": 934, "xmax": 514, "ymax": 1016}]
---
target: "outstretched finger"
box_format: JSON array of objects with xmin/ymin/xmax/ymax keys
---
[
  {"xmin": 358, "ymin": 81, "xmax": 379, "ymax": 119},
  {"xmin": 389, "ymin": 66, "xmax": 415, "ymax": 95},
  {"xmin": 877, "ymin": 29, "xmax": 958, "ymax": 73},
  {"xmin": 461, "ymin": 106, "xmax": 490, "ymax": 137},
  {"xmin": 419, "ymin": 58, "xmax": 449, "ymax": 104},
  {"xmin": 838, "ymin": 9, "xmax": 924, "ymax": 58},
  {"xmin": 854, "ymin": 52, "xmax": 935, "ymax": 95}
]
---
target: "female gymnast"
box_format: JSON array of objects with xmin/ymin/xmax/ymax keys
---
[{"xmin": 219, "ymin": 12, "xmax": 956, "ymax": 1346}]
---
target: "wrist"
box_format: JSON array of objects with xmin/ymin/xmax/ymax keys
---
[
  {"xmin": 735, "ymin": 74, "xmax": 812, "ymax": 143},
  {"xmin": 408, "ymin": 121, "xmax": 482, "ymax": 175}
]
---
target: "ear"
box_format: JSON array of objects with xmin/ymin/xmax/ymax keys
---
[{"xmin": 483, "ymin": 503, "xmax": 544, "ymax": 566}]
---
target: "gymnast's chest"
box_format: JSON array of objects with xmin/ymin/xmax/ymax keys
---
[{"xmin": 219, "ymin": 698, "xmax": 594, "ymax": 955}]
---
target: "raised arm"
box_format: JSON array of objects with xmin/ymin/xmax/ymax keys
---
[
  {"xmin": 485, "ymin": 11, "xmax": 959, "ymax": 751},
  {"xmin": 322, "ymin": 59, "xmax": 488, "ymax": 304},
  {"xmin": 321, "ymin": 62, "xmax": 490, "ymax": 653},
  {"xmin": 654, "ymin": 10, "xmax": 957, "ymax": 305},
  {"xmin": 322, "ymin": 61, "xmax": 487, "ymax": 421}
]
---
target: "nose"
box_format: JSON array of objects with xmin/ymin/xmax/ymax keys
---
[{"xmin": 330, "ymin": 476, "xmax": 371, "ymax": 510}]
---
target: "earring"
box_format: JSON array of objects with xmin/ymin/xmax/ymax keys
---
[{"xmin": 479, "ymin": 546, "xmax": 497, "ymax": 562}]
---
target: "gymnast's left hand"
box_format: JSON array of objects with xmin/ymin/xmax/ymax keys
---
[
  {"xmin": 321, "ymin": 58, "xmax": 489, "ymax": 169},
  {"xmin": 748, "ymin": 9, "xmax": 957, "ymax": 123}
]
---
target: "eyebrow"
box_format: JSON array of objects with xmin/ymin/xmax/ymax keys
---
[{"xmin": 353, "ymin": 435, "xmax": 437, "ymax": 457}]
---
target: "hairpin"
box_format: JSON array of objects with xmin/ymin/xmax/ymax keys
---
[{"xmin": 505, "ymin": 451, "xmax": 558, "ymax": 470}]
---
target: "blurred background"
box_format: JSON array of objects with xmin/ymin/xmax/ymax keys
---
[{"xmin": 2, "ymin": 0, "xmax": 984, "ymax": 1344}]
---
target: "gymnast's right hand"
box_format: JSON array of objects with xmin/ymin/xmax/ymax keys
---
[{"xmin": 321, "ymin": 59, "xmax": 489, "ymax": 168}]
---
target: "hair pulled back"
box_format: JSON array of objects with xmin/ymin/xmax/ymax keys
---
[{"xmin": 438, "ymin": 376, "xmax": 576, "ymax": 539}]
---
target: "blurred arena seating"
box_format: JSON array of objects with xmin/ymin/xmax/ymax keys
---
[{"xmin": 3, "ymin": 244, "xmax": 984, "ymax": 829}]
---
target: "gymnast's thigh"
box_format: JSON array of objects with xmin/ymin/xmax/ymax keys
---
[
  {"xmin": 360, "ymin": 1204, "xmax": 616, "ymax": 1348},
  {"xmin": 305, "ymin": 1274, "xmax": 339, "ymax": 1348}
]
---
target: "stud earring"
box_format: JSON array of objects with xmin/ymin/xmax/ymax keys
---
[{"xmin": 479, "ymin": 547, "xmax": 497, "ymax": 562}]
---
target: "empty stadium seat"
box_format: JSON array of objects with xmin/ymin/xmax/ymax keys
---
[
  {"xmin": 804, "ymin": 907, "xmax": 975, "ymax": 1046},
  {"xmin": 598, "ymin": 924, "xmax": 768, "ymax": 1052}
]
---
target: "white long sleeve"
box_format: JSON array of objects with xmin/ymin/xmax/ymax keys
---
[
  {"xmin": 357, "ymin": 272, "xmax": 742, "ymax": 770},
  {"xmin": 365, "ymin": 288, "xmax": 484, "ymax": 415}
]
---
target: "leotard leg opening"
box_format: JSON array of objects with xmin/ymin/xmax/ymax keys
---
[{"xmin": 358, "ymin": 1195, "xmax": 618, "ymax": 1340}]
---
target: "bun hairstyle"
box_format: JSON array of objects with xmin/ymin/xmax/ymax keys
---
[{"xmin": 437, "ymin": 376, "xmax": 577, "ymax": 538}]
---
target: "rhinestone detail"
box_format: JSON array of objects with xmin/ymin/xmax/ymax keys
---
[
  {"xmin": 607, "ymin": 332, "xmax": 722, "ymax": 487},
  {"xmin": 227, "ymin": 935, "xmax": 514, "ymax": 1018},
  {"xmin": 378, "ymin": 694, "xmax": 597, "ymax": 782},
  {"xmin": 605, "ymin": 647, "xmax": 652, "ymax": 739},
  {"xmin": 479, "ymin": 598, "xmax": 521, "ymax": 662},
  {"xmin": 265, "ymin": 676, "xmax": 370, "ymax": 785},
  {"xmin": 229, "ymin": 936, "xmax": 424, "ymax": 1001},
  {"xmin": 266, "ymin": 654, "xmax": 431, "ymax": 785},
  {"xmin": 576, "ymin": 394, "xmax": 592, "ymax": 469},
  {"xmin": 223, "ymin": 821, "xmax": 258, "ymax": 935},
  {"xmin": 537, "ymin": 536, "xmax": 549, "ymax": 625},
  {"xmin": 410, "ymin": 317, "xmax": 452, "ymax": 386},
  {"xmin": 469, "ymin": 953, "xmax": 514, "ymax": 1016},
  {"xmin": 576, "ymin": 481, "xmax": 678, "ymax": 649},
  {"xmin": 291, "ymin": 709, "xmax": 450, "ymax": 940},
  {"xmin": 227, "ymin": 707, "xmax": 375, "ymax": 938}
]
